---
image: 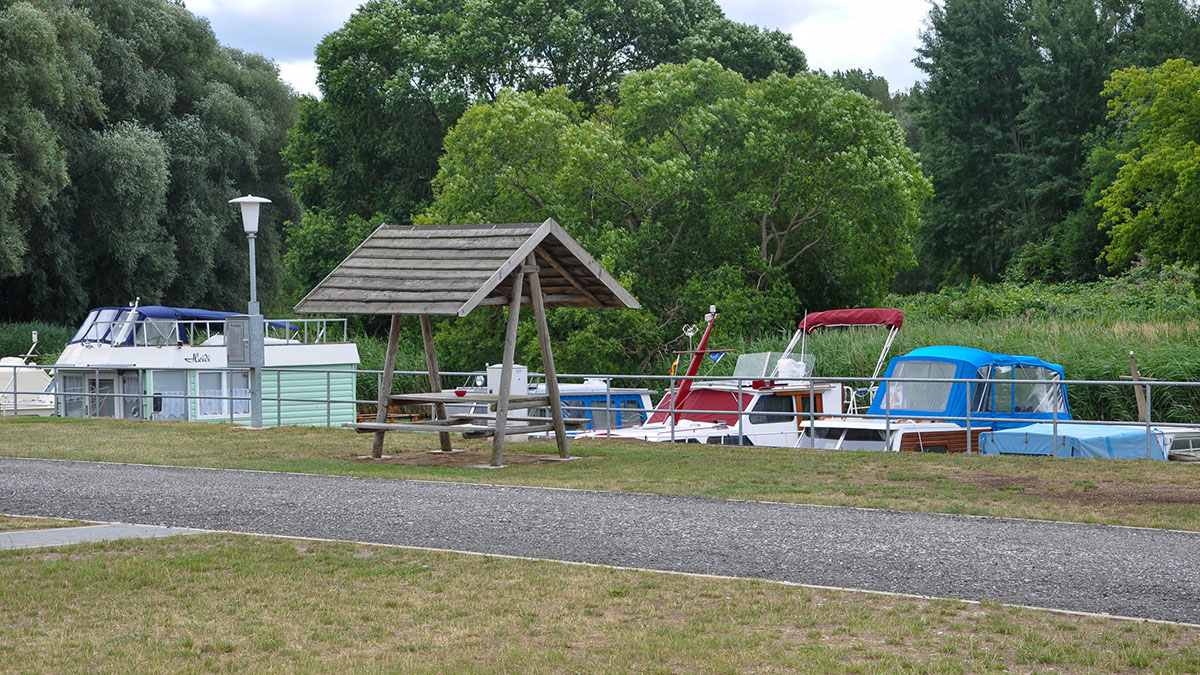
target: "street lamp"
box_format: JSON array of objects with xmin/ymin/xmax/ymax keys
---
[{"xmin": 230, "ymin": 194, "xmax": 271, "ymax": 428}]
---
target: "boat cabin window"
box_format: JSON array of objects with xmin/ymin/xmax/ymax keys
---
[
  {"xmin": 990, "ymin": 365, "xmax": 1065, "ymax": 414},
  {"xmin": 970, "ymin": 367, "xmax": 991, "ymax": 412},
  {"xmin": 197, "ymin": 371, "xmax": 250, "ymax": 419},
  {"xmin": 61, "ymin": 375, "xmax": 85, "ymax": 417},
  {"xmin": 151, "ymin": 370, "xmax": 188, "ymax": 421},
  {"xmin": 621, "ymin": 398, "xmax": 646, "ymax": 426},
  {"xmin": 884, "ymin": 360, "xmax": 958, "ymax": 411},
  {"xmin": 749, "ymin": 394, "xmax": 793, "ymax": 424}
]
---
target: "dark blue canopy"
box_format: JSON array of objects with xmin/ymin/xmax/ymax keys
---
[{"xmin": 867, "ymin": 346, "xmax": 1071, "ymax": 430}]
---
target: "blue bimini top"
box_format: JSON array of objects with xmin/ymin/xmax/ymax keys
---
[{"xmin": 867, "ymin": 346, "xmax": 1071, "ymax": 430}]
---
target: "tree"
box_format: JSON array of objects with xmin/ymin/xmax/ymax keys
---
[
  {"xmin": 0, "ymin": 0, "xmax": 298, "ymax": 322},
  {"xmin": 0, "ymin": 0, "xmax": 101, "ymax": 282},
  {"xmin": 915, "ymin": 0, "xmax": 1036, "ymax": 284},
  {"xmin": 1098, "ymin": 59, "xmax": 1200, "ymax": 273},
  {"xmin": 281, "ymin": 0, "xmax": 808, "ymax": 279},
  {"xmin": 913, "ymin": 0, "xmax": 1200, "ymax": 287},
  {"xmin": 417, "ymin": 60, "xmax": 930, "ymax": 371}
]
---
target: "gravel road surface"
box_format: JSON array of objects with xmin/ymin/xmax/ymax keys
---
[{"xmin": 2, "ymin": 457, "xmax": 1197, "ymax": 624}]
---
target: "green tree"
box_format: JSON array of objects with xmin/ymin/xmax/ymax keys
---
[
  {"xmin": 281, "ymin": 0, "xmax": 808, "ymax": 297},
  {"xmin": 418, "ymin": 61, "xmax": 930, "ymax": 371},
  {"xmin": 915, "ymin": 0, "xmax": 1036, "ymax": 284},
  {"xmin": 1098, "ymin": 59, "xmax": 1200, "ymax": 273},
  {"xmin": 0, "ymin": 0, "xmax": 298, "ymax": 322},
  {"xmin": 913, "ymin": 0, "xmax": 1200, "ymax": 287},
  {"xmin": 0, "ymin": 0, "xmax": 100, "ymax": 283}
]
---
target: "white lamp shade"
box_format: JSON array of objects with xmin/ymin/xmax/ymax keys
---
[{"xmin": 229, "ymin": 195, "xmax": 272, "ymax": 234}]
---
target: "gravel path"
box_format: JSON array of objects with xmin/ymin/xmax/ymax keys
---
[{"xmin": 2, "ymin": 457, "xmax": 1198, "ymax": 624}]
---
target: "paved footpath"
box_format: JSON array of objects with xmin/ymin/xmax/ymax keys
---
[{"xmin": 2, "ymin": 457, "xmax": 1198, "ymax": 624}]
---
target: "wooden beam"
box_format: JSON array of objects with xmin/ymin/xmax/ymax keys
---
[
  {"xmin": 527, "ymin": 253, "xmax": 570, "ymax": 458},
  {"xmin": 420, "ymin": 314, "xmax": 453, "ymax": 452},
  {"xmin": 535, "ymin": 246, "xmax": 602, "ymax": 306},
  {"xmin": 492, "ymin": 268, "xmax": 525, "ymax": 467},
  {"xmin": 372, "ymin": 314, "xmax": 402, "ymax": 458}
]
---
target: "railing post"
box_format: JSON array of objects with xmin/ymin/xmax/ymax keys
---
[
  {"xmin": 884, "ymin": 376, "xmax": 891, "ymax": 451},
  {"xmin": 808, "ymin": 381, "xmax": 816, "ymax": 449},
  {"xmin": 669, "ymin": 375, "xmax": 676, "ymax": 443},
  {"xmin": 965, "ymin": 378, "xmax": 972, "ymax": 455},
  {"xmin": 1052, "ymin": 393, "xmax": 1058, "ymax": 458},
  {"xmin": 606, "ymin": 377, "xmax": 612, "ymax": 436},
  {"xmin": 10, "ymin": 364, "xmax": 17, "ymax": 416},
  {"xmin": 736, "ymin": 378, "xmax": 744, "ymax": 446},
  {"xmin": 1145, "ymin": 382, "xmax": 1153, "ymax": 460}
]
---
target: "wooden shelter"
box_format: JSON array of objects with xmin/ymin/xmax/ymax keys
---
[{"xmin": 294, "ymin": 219, "xmax": 640, "ymax": 466}]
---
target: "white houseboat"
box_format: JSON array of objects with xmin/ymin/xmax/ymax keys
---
[{"xmin": 53, "ymin": 305, "xmax": 359, "ymax": 426}]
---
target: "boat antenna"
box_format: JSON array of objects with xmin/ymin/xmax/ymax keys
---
[
  {"xmin": 21, "ymin": 330, "xmax": 38, "ymax": 363},
  {"xmin": 682, "ymin": 323, "xmax": 697, "ymax": 353}
]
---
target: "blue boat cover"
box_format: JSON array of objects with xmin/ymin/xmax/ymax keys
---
[
  {"xmin": 867, "ymin": 345, "xmax": 1071, "ymax": 429},
  {"xmin": 978, "ymin": 423, "xmax": 1167, "ymax": 460}
]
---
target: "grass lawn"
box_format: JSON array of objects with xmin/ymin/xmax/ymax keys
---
[
  {"xmin": 1, "ymin": 533, "xmax": 1196, "ymax": 673},
  {"xmin": 2, "ymin": 417, "xmax": 1198, "ymax": 531}
]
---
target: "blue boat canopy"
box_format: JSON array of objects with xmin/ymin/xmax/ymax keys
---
[
  {"xmin": 867, "ymin": 346, "xmax": 1071, "ymax": 430},
  {"xmin": 69, "ymin": 306, "xmax": 296, "ymax": 345}
]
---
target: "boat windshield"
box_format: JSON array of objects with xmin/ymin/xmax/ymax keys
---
[
  {"xmin": 70, "ymin": 308, "xmax": 126, "ymax": 344},
  {"xmin": 884, "ymin": 360, "xmax": 958, "ymax": 412}
]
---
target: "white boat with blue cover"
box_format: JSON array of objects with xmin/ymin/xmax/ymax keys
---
[{"xmin": 53, "ymin": 304, "xmax": 359, "ymax": 426}]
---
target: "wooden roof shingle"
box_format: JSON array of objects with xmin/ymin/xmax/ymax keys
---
[{"xmin": 293, "ymin": 219, "xmax": 640, "ymax": 316}]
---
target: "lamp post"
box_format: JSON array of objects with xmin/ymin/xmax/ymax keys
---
[{"xmin": 230, "ymin": 194, "xmax": 271, "ymax": 428}]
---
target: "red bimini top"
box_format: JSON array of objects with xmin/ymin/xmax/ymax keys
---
[{"xmin": 798, "ymin": 308, "xmax": 903, "ymax": 334}]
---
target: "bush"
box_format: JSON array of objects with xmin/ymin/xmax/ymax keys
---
[{"xmin": 0, "ymin": 323, "xmax": 74, "ymax": 363}]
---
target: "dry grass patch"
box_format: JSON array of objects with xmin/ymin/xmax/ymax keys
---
[
  {"xmin": 1, "ymin": 534, "xmax": 1197, "ymax": 673},
  {"xmin": 0, "ymin": 514, "xmax": 90, "ymax": 531},
  {"xmin": 2, "ymin": 417, "xmax": 1199, "ymax": 531}
]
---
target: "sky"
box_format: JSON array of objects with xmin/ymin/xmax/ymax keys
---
[{"xmin": 185, "ymin": 0, "xmax": 932, "ymax": 98}]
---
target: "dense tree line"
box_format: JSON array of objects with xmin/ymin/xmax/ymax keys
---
[
  {"xmin": 417, "ymin": 61, "xmax": 928, "ymax": 372},
  {"xmin": 0, "ymin": 0, "xmax": 297, "ymax": 323},
  {"xmin": 909, "ymin": 0, "xmax": 1200, "ymax": 288}
]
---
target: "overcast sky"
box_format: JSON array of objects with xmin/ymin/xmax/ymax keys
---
[{"xmin": 186, "ymin": 0, "xmax": 932, "ymax": 97}]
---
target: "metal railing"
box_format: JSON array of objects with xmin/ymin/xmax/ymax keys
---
[
  {"xmin": 67, "ymin": 317, "xmax": 348, "ymax": 348},
  {"xmin": 4, "ymin": 362, "xmax": 1199, "ymax": 459}
]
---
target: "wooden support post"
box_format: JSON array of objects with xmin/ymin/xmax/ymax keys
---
[
  {"xmin": 420, "ymin": 314, "xmax": 452, "ymax": 452},
  {"xmin": 526, "ymin": 253, "xmax": 569, "ymax": 458},
  {"xmin": 492, "ymin": 269, "xmax": 525, "ymax": 466},
  {"xmin": 372, "ymin": 314, "xmax": 402, "ymax": 458}
]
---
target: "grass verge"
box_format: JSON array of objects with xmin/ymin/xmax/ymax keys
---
[
  {"xmin": 2, "ymin": 418, "xmax": 1198, "ymax": 531},
  {"xmin": 1, "ymin": 533, "xmax": 1196, "ymax": 673},
  {"xmin": 0, "ymin": 515, "xmax": 90, "ymax": 531}
]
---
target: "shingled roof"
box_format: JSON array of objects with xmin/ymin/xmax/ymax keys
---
[{"xmin": 293, "ymin": 219, "xmax": 639, "ymax": 316}]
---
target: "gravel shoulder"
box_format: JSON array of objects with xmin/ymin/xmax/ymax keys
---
[{"xmin": 2, "ymin": 457, "xmax": 1197, "ymax": 623}]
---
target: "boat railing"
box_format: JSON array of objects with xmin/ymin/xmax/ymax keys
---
[
  {"xmin": 69, "ymin": 317, "xmax": 349, "ymax": 347},
  {"xmin": 8, "ymin": 363, "xmax": 1200, "ymax": 460}
]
